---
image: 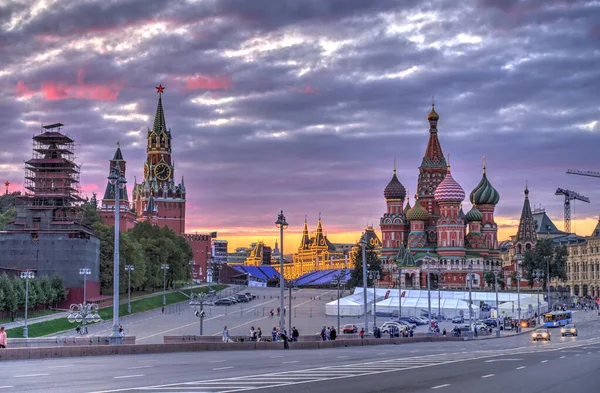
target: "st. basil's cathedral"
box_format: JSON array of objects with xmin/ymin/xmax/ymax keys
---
[
  {"xmin": 98, "ymin": 86, "xmax": 211, "ymax": 281},
  {"xmin": 379, "ymin": 104, "xmax": 502, "ymax": 290}
]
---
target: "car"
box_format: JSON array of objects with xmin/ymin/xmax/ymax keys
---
[
  {"xmin": 394, "ymin": 319, "xmax": 416, "ymax": 329},
  {"xmin": 472, "ymin": 322, "xmax": 487, "ymax": 331},
  {"xmin": 342, "ymin": 324, "xmax": 358, "ymax": 334},
  {"xmin": 561, "ymin": 324, "xmax": 578, "ymax": 337},
  {"xmin": 235, "ymin": 294, "xmax": 249, "ymax": 302},
  {"xmin": 381, "ymin": 322, "xmax": 404, "ymax": 335},
  {"xmin": 214, "ymin": 298, "xmax": 234, "ymax": 306},
  {"xmin": 225, "ymin": 296, "xmax": 238, "ymax": 303},
  {"xmin": 532, "ymin": 328, "xmax": 551, "ymax": 341},
  {"xmin": 452, "ymin": 316, "xmax": 464, "ymax": 323},
  {"xmin": 482, "ymin": 318, "xmax": 498, "ymax": 327},
  {"xmin": 244, "ymin": 292, "xmax": 257, "ymax": 300}
]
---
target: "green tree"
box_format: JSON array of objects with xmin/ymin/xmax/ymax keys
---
[
  {"xmin": 522, "ymin": 238, "xmax": 567, "ymax": 289},
  {"xmin": 39, "ymin": 276, "xmax": 55, "ymax": 308},
  {"xmin": 348, "ymin": 244, "xmax": 381, "ymax": 288},
  {"xmin": 0, "ymin": 275, "xmax": 17, "ymax": 318},
  {"xmin": 0, "ymin": 207, "xmax": 16, "ymax": 230},
  {"xmin": 50, "ymin": 274, "xmax": 67, "ymax": 307},
  {"xmin": 484, "ymin": 271, "xmax": 505, "ymax": 288},
  {"xmin": 82, "ymin": 194, "xmax": 101, "ymax": 227}
]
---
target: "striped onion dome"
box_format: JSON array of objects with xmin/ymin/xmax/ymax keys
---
[
  {"xmin": 384, "ymin": 170, "xmax": 406, "ymax": 200},
  {"xmin": 434, "ymin": 166, "xmax": 465, "ymax": 203},
  {"xmin": 406, "ymin": 198, "xmax": 430, "ymax": 221},
  {"xmin": 465, "ymin": 206, "xmax": 483, "ymax": 222},
  {"xmin": 470, "ymin": 168, "xmax": 500, "ymax": 205}
]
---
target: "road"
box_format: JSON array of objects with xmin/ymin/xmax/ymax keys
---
[{"xmin": 0, "ymin": 311, "xmax": 598, "ymax": 393}]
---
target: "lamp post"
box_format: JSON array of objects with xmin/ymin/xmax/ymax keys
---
[
  {"xmin": 275, "ymin": 210, "xmax": 288, "ymax": 332},
  {"xmin": 190, "ymin": 292, "xmax": 207, "ymax": 335},
  {"xmin": 360, "ymin": 235, "xmax": 368, "ymax": 335},
  {"xmin": 397, "ymin": 268, "xmax": 404, "ymax": 318},
  {"xmin": 424, "ymin": 252, "xmax": 433, "ymax": 334},
  {"xmin": 367, "ymin": 270, "xmax": 381, "ymax": 330},
  {"xmin": 533, "ymin": 269, "xmax": 543, "ymax": 324},
  {"xmin": 334, "ymin": 267, "xmax": 347, "ymax": 334},
  {"xmin": 431, "ymin": 266, "xmax": 445, "ymax": 323},
  {"xmin": 108, "ymin": 164, "xmax": 126, "ymax": 343},
  {"xmin": 20, "ymin": 271, "xmax": 34, "ymax": 338},
  {"xmin": 79, "ymin": 268, "xmax": 91, "ymax": 305},
  {"xmin": 161, "ymin": 264, "xmax": 169, "ymax": 306},
  {"xmin": 125, "ymin": 265, "xmax": 134, "ymax": 314},
  {"xmin": 491, "ymin": 266, "xmax": 502, "ymax": 337},
  {"xmin": 516, "ymin": 272, "xmax": 522, "ymax": 331},
  {"xmin": 67, "ymin": 302, "xmax": 102, "ymax": 334},
  {"xmin": 467, "ymin": 262, "xmax": 474, "ymax": 339},
  {"xmin": 188, "ymin": 260, "xmax": 196, "ymax": 298},
  {"xmin": 544, "ymin": 255, "xmax": 551, "ymax": 311}
]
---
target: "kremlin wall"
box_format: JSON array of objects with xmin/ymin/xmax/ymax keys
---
[{"xmin": 2, "ymin": 90, "xmax": 599, "ymax": 300}]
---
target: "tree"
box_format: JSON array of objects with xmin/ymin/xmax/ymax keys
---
[
  {"xmin": 348, "ymin": 244, "xmax": 382, "ymax": 288},
  {"xmin": 82, "ymin": 195, "xmax": 101, "ymax": 227},
  {"xmin": 50, "ymin": 274, "xmax": 67, "ymax": 307},
  {"xmin": 484, "ymin": 271, "xmax": 505, "ymax": 289},
  {"xmin": 39, "ymin": 276, "xmax": 55, "ymax": 308},
  {"xmin": 522, "ymin": 238, "xmax": 567, "ymax": 289},
  {"xmin": 0, "ymin": 207, "xmax": 16, "ymax": 230},
  {"xmin": 0, "ymin": 274, "xmax": 17, "ymax": 318}
]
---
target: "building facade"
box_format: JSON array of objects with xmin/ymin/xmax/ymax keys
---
[
  {"xmin": 379, "ymin": 105, "xmax": 502, "ymax": 290},
  {"xmin": 564, "ymin": 219, "xmax": 600, "ymax": 297}
]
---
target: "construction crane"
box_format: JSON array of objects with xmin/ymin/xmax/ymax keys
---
[
  {"xmin": 555, "ymin": 188, "xmax": 590, "ymax": 233},
  {"xmin": 566, "ymin": 169, "xmax": 600, "ymax": 179}
]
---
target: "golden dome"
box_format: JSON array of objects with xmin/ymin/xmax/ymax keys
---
[{"xmin": 427, "ymin": 104, "xmax": 439, "ymax": 121}]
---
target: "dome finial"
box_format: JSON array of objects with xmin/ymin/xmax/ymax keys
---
[
  {"xmin": 393, "ymin": 157, "xmax": 396, "ymax": 174},
  {"xmin": 482, "ymin": 155, "xmax": 486, "ymax": 174}
]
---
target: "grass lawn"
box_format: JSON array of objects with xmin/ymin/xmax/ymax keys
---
[
  {"xmin": 0, "ymin": 308, "xmax": 60, "ymax": 325},
  {"xmin": 6, "ymin": 285, "xmax": 226, "ymax": 338}
]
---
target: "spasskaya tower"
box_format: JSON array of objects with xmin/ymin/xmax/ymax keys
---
[{"xmin": 132, "ymin": 85, "xmax": 186, "ymax": 234}]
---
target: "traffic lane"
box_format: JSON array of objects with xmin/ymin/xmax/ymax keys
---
[{"xmin": 256, "ymin": 346, "xmax": 600, "ymax": 393}]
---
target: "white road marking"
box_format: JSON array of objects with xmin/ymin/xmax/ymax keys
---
[
  {"xmin": 47, "ymin": 365, "xmax": 72, "ymax": 369},
  {"xmin": 269, "ymin": 356, "xmax": 283, "ymax": 359},
  {"xmin": 432, "ymin": 384, "xmax": 451, "ymax": 389},
  {"xmin": 0, "ymin": 387, "xmax": 14, "ymax": 390},
  {"xmin": 377, "ymin": 352, "xmax": 387, "ymax": 355},
  {"xmin": 283, "ymin": 360, "xmax": 299, "ymax": 364},
  {"xmin": 516, "ymin": 366, "xmax": 526, "ymax": 370},
  {"xmin": 13, "ymin": 374, "xmax": 49, "ymax": 378},
  {"xmin": 213, "ymin": 366, "xmax": 234, "ymax": 371},
  {"xmin": 575, "ymin": 354, "xmax": 580, "ymax": 357},
  {"xmin": 126, "ymin": 365, "xmax": 152, "ymax": 370},
  {"xmin": 560, "ymin": 356, "xmax": 566, "ymax": 359},
  {"xmin": 336, "ymin": 356, "xmax": 349, "ymax": 359},
  {"xmin": 485, "ymin": 359, "xmax": 522, "ymax": 362},
  {"xmin": 541, "ymin": 360, "xmax": 548, "ymax": 363},
  {"xmin": 482, "ymin": 374, "xmax": 495, "ymax": 378},
  {"xmin": 113, "ymin": 375, "xmax": 144, "ymax": 379},
  {"xmin": 209, "ymin": 360, "xmax": 227, "ymax": 363}
]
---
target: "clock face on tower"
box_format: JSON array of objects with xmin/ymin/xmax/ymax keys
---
[
  {"xmin": 144, "ymin": 163, "xmax": 149, "ymax": 179},
  {"xmin": 154, "ymin": 163, "xmax": 171, "ymax": 181}
]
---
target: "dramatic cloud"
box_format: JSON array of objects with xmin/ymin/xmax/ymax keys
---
[{"xmin": 1, "ymin": 0, "xmax": 599, "ymax": 249}]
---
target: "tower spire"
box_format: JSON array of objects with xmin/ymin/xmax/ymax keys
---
[
  {"xmin": 482, "ymin": 155, "xmax": 486, "ymax": 174},
  {"xmin": 516, "ymin": 183, "xmax": 536, "ymax": 243},
  {"xmin": 421, "ymin": 103, "xmax": 446, "ymax": 167},
  {"xmin": 153, "ymin": 85, "xmax": 167, "ymax": 134}
]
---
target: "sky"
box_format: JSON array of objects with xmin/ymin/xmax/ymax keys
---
[{"xmin": 1, "ymin": 0, "xmax": 599, "ymax": 251}]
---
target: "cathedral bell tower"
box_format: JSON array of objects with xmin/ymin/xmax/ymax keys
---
[{"xmin": 132, "ymin": 85, "xmax": 186, "ymax": 234}]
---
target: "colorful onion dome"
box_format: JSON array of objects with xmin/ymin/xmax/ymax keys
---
[
  {"xmin": 465, "ymin": 205, "xmax": 483, "ymax": 222},
  {"xmin": 406, "ymin": 197, "xmax": 430, "ymax": 221},
  {"xmin": 470, "ymin": 167, "xmax": 500, "ymax": 205},
  {"xmin": 434, "ymin": 166, "xmax": 465, "ymax": 203},
  {"xmin": 427, "ymin": 103, "xmax": 439, "ymax": 121},
  {"xmin": 384, "ymin": 170, "xmax": 406, "ymax": 200}
]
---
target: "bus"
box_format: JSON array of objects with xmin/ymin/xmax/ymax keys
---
[{"xmin": 543, "ymin": 310, "xmax": 573, "ymax": 328}]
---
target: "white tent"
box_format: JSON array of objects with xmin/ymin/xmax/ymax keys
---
[
  {"xmin": 374, "ymin": 296, "xmax": 473, "ymax": 319},
  {"xmin": 498, "ymin": 294, "xmax": 547, "ymax": 319},
  {"xmin": 325, "ymin": 287, "xmax": 378, "ymax": 316}
]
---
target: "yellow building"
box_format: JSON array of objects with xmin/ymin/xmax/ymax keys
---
[{"xmin": 563, "ymin": 219, "xmax": 600, "ymax": 297}]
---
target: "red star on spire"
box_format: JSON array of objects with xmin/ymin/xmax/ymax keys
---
[
  {"xmin": 156, "ymin": 84, "xmax": 165, "ymax": 94},
  {"xmin": 4, "ymin": 181, "xmax": 9, "ymax": 188}
]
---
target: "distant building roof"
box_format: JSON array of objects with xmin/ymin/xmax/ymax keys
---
[{"xmin": 532, "ymin": 209, "xmax": 567, "ymax": 236}]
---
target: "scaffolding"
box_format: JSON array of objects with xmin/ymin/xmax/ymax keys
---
[{"xmin": 21, "ymin": 123, "xmax": 84, "ymax": 222}]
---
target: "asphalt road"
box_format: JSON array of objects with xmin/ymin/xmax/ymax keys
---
[{"xmin": 1, "ymin": 312, "xmax": 598, "ymax": 393}]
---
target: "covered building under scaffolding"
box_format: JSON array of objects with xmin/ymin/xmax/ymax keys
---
[{"xmin": 0, "ymin": 123, "xmax": 100, "ymax": 307}]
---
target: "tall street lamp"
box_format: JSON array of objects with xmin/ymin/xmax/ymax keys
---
[
  {"xmin": 161, "ymin": 264, "xmax": 170, "ymax": 306},
  {"xmin": 125, "ymin": 265, "xmax": 134, "ymax": 314},
  {"xmin": 334, "ymin": 265, "xmax": 348, "ymax": 334},
  {"xmin": 367, "ymin": 270, "xmax": 381, "ymax": 330},
  {"xmin": 108, "ymin": 164, "xmax": 127, "ymax": 343},
  {"xmin": 491, "ymin": 265, "xmax": 503, "ymax": 337},
  {"xmin": 275, "ymin": 210, "xmax": 288, "ymax": 332},
  {"xmin": 543, "ymin": 255, "xmax": 551, "ymax": 311},
  {"xmin": 79, "ymin": 268, "xmax": 91, "ymax": 305},
  {"xmin": 432, "ymin": 266, "xmax": 445, "ymax": 322},
  {"xmin": 516, "ymin": 272, "xmax": 522, "ymax": 331},
  {"xmin": 20, "ymin": 271, "xmax": 34, "ymax": 338},
  {"xmin": 190, "ymin": 292, "xmax": 207, "ymax": 335},
  {"xmin": 360, "ymin": 235, "xmax": 368, "ymax": 335},
  {"xmin": 467, "ymin": 262, "xmax": 474, "ymax": 339},
  {"xmin": 188, "ymin": 260, "xmax": 196, "ymax": 298},
  {"xmin": 533, "ymin": 269, "xmax": 543, "ymax": 324},
  {"xmin": 424, "ymin": 252, "xmax": 433, "ymax": 334},
  {"xmin": 397, "ymin": 267, "xmax": 404, "ymax": 318}
]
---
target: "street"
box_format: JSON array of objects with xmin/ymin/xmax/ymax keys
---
[{"xmin": 0, "ymin": 312, "xmax": 598, "ymax": 393}]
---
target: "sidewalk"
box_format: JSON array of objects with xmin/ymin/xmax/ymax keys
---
[{"xmin": 1, "ymin": 284, "xmax": 211, "ymax": 330}]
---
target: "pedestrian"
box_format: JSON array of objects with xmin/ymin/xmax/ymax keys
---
[
  {"xmin": 270, "ymin": 309, "xmax": 274, "ymax": 317},
  {"xmin": 0, "ymin": 326, "xmax": 6, "ymax": 349},
  {"xmin": 321, "ymin": 326, "xmax": 326, "ymax": 341},
  {"xmin": 330, "ymin": 326, "xmax": 337, "ymax": 341},
  {"xmin": 292, "ymin": 327, "xmax": 299, "ymax": 342},
  {"xmin": 359, "ymin": 328, "xmax": 365, "ymax": 339},
  {"xmin": 161, "ymin": 306, "xmax": 165, "ymax": 314},
  {"xmin": 257, "ymin": 327, "xmax": 262, "ymax": 342},
  {"xmin": 119, "ymin": 324, "xmax": 125, "ymax": 337},
  {"xmin": 442, "ymin": 328, "xmax": 447, "ymax": 337},
  {"xmin": 280, "ymin": 330, "xmax": 289, "ymax": 349},
  {"xmin": 249, "ymin": 326, "xmax": 256, "ymax": 342},
  {"xmin": 277, "ymin": 307, "xmax": 280, "ymax": 316},
  {"xmin": 222, "ymin": 325, "xmax": 230, "ymax": 343},
  {"xmin": 272, "ymin": 327, "xmax": 277, "ymax": 342},
  {"xmin": 326, "ymin": 327, "xmax": 331, "ymax": 341}
]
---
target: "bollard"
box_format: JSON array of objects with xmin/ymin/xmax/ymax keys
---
[
  {"xmin": 310, "ymin": 308, "xmax": 312, "ymax": 318},
  {"xmin": 240, "ymin": 305, "xmax": 243, "ymax": 316}
]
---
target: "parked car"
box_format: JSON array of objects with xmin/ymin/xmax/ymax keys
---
[
  {"xmin": 214, "ymin": 298, "xmax": 234, "ymax": 306},
  {"xmin": 532, "ymin": 328, "xmax": 551, "ymax": 341},
  {"xmin": 561, "ymin": 324, "xmax": 578, "ymax": 337},
  {"xmin": 381, "ymin": 322, "xmax": 404, "ymax": 336},
  {"xmin": 225, "ymin": 296, "xmax": 238, "ymax": 303},
  {"xmin": 342, "ymin": 324, "xmax": 358, "ymax": 334},
  {"xmin": 452, "ymin": 316, "xmax": 464, "ymax": 323},
  {"xmin": 482, "ymin": 318, "xmax": 498, "ymax": 327},
  {"xmin": 235, "ymin": 294, "xmax": 249, "ymax": 302},
  {"xmin": 244, "ymin": 292, "xmax": 257, "ymax": 300},
  {"xmin": 472, "ymin": 322, "xmax": 487, "ymax": 331},
  {"xmin": 394, "ymin": 319, "xmax": 416, "ymax": 329}
]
